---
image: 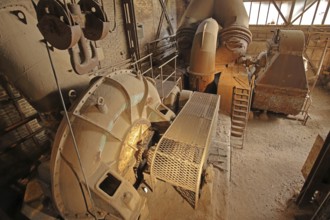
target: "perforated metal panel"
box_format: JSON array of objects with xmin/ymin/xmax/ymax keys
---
[{"xmin": 151, "ymin": 92, "xmax": 220, "ymax": 207}]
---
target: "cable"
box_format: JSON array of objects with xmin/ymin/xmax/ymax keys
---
[
  {"xmin": 108, "ymin": 0, "xmax": 117, "ymax": 33},
  {"xmin": 44, "ymin": 40, "xmax": 97, "ymax": 220}
]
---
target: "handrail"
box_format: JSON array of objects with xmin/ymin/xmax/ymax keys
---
[
  {"xmin": 158, "ymin": 54, "xmax": 178, "ymax": 69},
  {"xmin": 131, "ymin": 53, "xmax": 154, "ymax": 77},
  {"xmin": 157, "ymin": 55, "xmax": 178, "ymax": 99},
  {"xmin": 148, "ymin": 34, "xmax": 176, "ymax": 45}
]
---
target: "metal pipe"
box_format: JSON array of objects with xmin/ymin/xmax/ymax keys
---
[
  {"xmin": 188, "ymin": 18, "xmax": 219, "ymax": 92},
  {"xmin": 177, "ymin": 0, "xmax": 214, "ymax": 54},
  {"xmin": 310, "ymin": 38, "xmax": 329, "ymax": 92},
  {"xmin": 177, "ymin": 0, "xmax": 252, "ymax": 89},
  {"xmin": 0, "ymin": 5, "xmax": 90, "ymax": 113},
  {"xmin": 214, "ymin": 0, "xmax": 252, "ymax": 64}
]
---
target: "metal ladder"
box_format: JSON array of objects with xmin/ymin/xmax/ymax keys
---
[{"xmin": 230, "ymin": 87, "xmax": 251, "ymax": 149}]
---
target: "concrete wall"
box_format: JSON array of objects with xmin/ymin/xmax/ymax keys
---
[{"xmin": 98, "ymin": 0, "xmax": 180, "ymax": 69}]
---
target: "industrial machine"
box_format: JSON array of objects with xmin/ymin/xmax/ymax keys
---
[
  {"xmin": 0, "ymin": 0, "xmax": 219, "ymax": 219},
  {"xmin": 0, "ymin": 0, "xmax": 311, "ymax": 218},
  {"xmin": 177, "ymin": 0, "xmax": 310, "ymax": 147},
  {"xmin": 252, "ymin": 29, "xmax": 310, "ymax": 116},
  {"xmin": 177, "ymin": 0, "xmax": 310, "ymax": 116},
  {"xmin": 177, "ymin": 0, "xmax": 252, "ymax": 94}
]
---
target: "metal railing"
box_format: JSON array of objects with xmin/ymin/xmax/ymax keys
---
[
  {"xmin": 130, "ymin": 51, "xmax": 180, "ymax": 102},
  {"xmin": 147, "ymin": 35, "xmax": 177, "ymax": 54},
  {"xmin": 131, "ymin": 53, "xmax": 154, "ymax": 77},
  {"xmin": 155, "ymin": 54, "xmax": 178, "ymax": 99}
]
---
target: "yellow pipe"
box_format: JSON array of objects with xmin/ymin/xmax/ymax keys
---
[
  {"xmin": 177, "ymin": 0, "xmax": 252, "ymax": 90},
  {"xmin": 188, "ymin": 18, "xmax": 219, "ymax": 92}
]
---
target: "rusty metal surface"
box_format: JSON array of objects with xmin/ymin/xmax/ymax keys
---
[
  {"xmin": 258, "ymin": 54, "xmax": 308, "ymax": 89},
  {"xmin": 253, "ymin": 84, "xmax": 307, "ymax": 115},
  {"xmin": 37, "ymin": 0, "xmax": 82, "ymax": 50},
  {"xmin": 278, "ymin": 31, "xmax": 305, "ymax": 54},
  {"xmin": 79, "ymin": 0, "xmax": 110, "ymax": 41},
  {"xmin": 37, "ymin": 0, "xmax": 109, "ymax": 74},
  {"xmin": 151, "ymin": 92, "xmax": 220, "ymax": 208},
  {"xmin": 253, "ymin": 30, "xmax": 309, "ymax": 116}
]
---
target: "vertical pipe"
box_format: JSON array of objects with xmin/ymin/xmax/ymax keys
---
[
  {"xmin": 188, "ymin": 18, "xmax": 219, "ymax": 92},
  {"xmin": 310, "ymin": 38, "xmax": 329, "ymax": 92}
]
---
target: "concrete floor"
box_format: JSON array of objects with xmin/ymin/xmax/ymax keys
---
[
  {"xmin": 229, "ymin": 87, "xmax": 330, "ymax": 220},
  {"xmin": 145, "ymin": 86, "xmax": 329, "ymax": 220}
]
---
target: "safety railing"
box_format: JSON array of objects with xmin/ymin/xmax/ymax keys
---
[
  {"xmin": 155, "ymin": 54, "xmax": 178, "ymax": 99},
  {"xmin": 131, "ymin": 53, "xmax": 154, "ymax": 78}
]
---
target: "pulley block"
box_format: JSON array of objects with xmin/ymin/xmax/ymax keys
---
[
  {"xmin": 37, "ymin": 0, "xmax": 82, "ymax": 50},
  {"xmin": 79, "ymin": 0, "xmax": 110, "ymax": 41}
]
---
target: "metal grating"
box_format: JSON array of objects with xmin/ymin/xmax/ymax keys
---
[
  {"xmin": 175, "ymin": 186, "xmax": 196, "ymax": 207},
  {"xmin": 151, "ymin": 92, "xmax": 220, "ymax": 208}
]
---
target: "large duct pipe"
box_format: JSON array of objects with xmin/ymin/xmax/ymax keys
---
[
  {"xmin": 0, "ymin": 4, "xmax": 90, "ymax": 113},
  {"xmin": 214, "ymin": 0, "xmax": 252, "ymax": 65},
  {"xmin": 176, "ymin": 0, "xmax": 214, "ymax": 63},
  {"xmin": 188, "ymin": 18, "xmax": 219, "ymax": 92},
  {"xmin": 177, "ymin": 0, "xmax": 252, "ymax": 70}
]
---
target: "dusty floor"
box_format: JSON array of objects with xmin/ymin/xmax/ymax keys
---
[
  {"xmin": 146, "ymin": 86, "xmax": 329, "ymax": 220},
  {"xmin": 146, "ymin": 113, "xmax": 231, "ymax": 220},
  {"xmin": 229, "ymin": 87, "xmax": 330, "ymax": 220}
]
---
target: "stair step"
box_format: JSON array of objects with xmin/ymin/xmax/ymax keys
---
[
  {"xmin": 234, "ymin": 98, "xmax": 249, "ymax": 102},
  {"xmin": 232, "ymin": 119, "xmax": 246, "ymax": 126},
  {"xmin": 232, "ymin": 113, "xmax": 248, "ymax": 118},
  {"xmin": 234, "ymin": 92, "xmax": 250, "ymax": 97},
  {"xmin": 232, "ymin": 114, "xmax": 247, "ymax": 120},
  {"xmin": 231, "ymin": 125, "xmax": 244, "ymax": 131},
  {"xmin": 235, "ymin": 88, "xmax": 250, "ymax": 92},
  {"xmin": 231, "ymin": 130, "xmax": 243, "ymax": 138},
  {"xmin": 233, "ymin": 103, "xmax": 248, "ymax": 108},
  {"xmin": 233, "ymin": 108, "xmax": 247, "ymax": 114}
]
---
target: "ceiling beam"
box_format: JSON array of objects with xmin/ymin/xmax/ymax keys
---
[
  {"xmin": 288, "ymin": 0, "xmax": 318, "ymax": 25},
  {"xmin": 271, "ymin": 0, "xmax": 288, "ymax": 25},
  {"xmin": 322, "ymin": 0, "xmax": 330, "ymax": 25},
  {"xmin": 288, "ymin": 0, "xmax": 296, "ymax": 24},
  {"xmin": 311, "ymin": 0, "xmax": 320, "ymax": 24}
]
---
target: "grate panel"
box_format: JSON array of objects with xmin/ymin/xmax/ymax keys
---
[{"xmin": 151, "ymin": 92, "xmax": 220, "ymax": 208}]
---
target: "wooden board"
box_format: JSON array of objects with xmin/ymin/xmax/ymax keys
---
[{"xmin": 301, "ymin": 135, "xmax": 324, "ymax": 179}]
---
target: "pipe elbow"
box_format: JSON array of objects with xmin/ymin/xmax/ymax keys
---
[
  {"xmin": 177, "ymin": 0, "xmax": 214, "ymax": 58},
  {"xmin": 188, "ymin": 18, "xmax": 219, "ymax": 92},
  {"xmin": 214, "ymin": 0, "xmax": 250, "ymax": 29},
  {"xmin": 214, "ymin": 0, "xmax": 252, "ymax": 64}
]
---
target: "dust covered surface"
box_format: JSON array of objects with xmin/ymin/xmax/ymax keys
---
[
  {"xmin": 145, "ymin": 113, "xmax": 230, "ymax": 220},
  {"xmin": 144, "ymin": 87, "xmax": 329, "ymax": 220},
  {"xmin": 229, "ymin": 87, "xmax": 330, "ymax": 220}
]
